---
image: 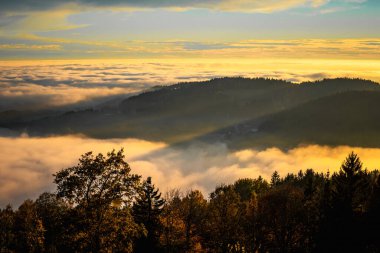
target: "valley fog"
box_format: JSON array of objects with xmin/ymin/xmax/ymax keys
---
[
  {"xmin": 1, "ymin": 59, "xmax": 380, "ymax": 111},
  {"xmin": 1, "ymin": 135, "xmax": 380, "ymax": 207}
]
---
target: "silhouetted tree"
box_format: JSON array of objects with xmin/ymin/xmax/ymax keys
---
[
  {"xmin": 35, "ymin": 192, "xmax": 69, "ymax": 252},
  {"xmin": 206, "ymin": 185, "xmax": 245, "ymax": 253},
  {"xmin": 180, "ymin": 190, "xmax": 207, "ymax": 252},
  {"xmin": 271, "ymin": 171, "xmax": 281, "ymax": 187},
  {"xmin": 160, "ymin": 190, "xmax": 185, "ymax": 253},
  {"xmin": 317, "ymin": 152, "xmax": 369, "ymax": 252},
  {"xmin": 133, "ymin": 177, "xmax": 165, "ymax": 253},
  {"xmin": 332, "ymin": 152, "xmax": 367, "ymax": 216},
  {"xmin": 54, "ymin": 149, "xmax": 143, "ymax": 252},
  {"xmin": 14, "ymin": 199, "xmax": 45, "ymax": 253},
  {"xmin": 0, "ymin": 205, "xmax": 15, "ymax": 252},
  {"xmin": 233, "ymin": 177, "xmax": 269, "ymax": 201},
  {"xmin": 2, "ymin": 151, "xmax": 380, "ymax": 253},
  {"xmin": 363, "ymin": 171, "xmax": 380, "ymax": 252},
  {"xmin": 258, "ymin": 185, "xmax": 305, "ymax": 253}
]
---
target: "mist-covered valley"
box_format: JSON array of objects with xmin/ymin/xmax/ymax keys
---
[
  {"xmin": 2, "ymin": 76, "xmax": 380, "ymax": 150},
  {"xmin": 2, "ymin": 0, "xmax": 380, "ymax": 251},
  {"xmin": 2, "ymin": 68, "xmax": 380, "ymax": 207},
  {"xmin": 2, "ymin": 135, "xmax": 380, "ymax": 207}
]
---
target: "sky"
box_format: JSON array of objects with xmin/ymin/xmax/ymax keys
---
[{"xmin": 0, "ymin": 0, "xmax": 379, "ymax": 59}]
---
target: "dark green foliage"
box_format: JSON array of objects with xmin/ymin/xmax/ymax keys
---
[
  {"xmin": 332, "ymin": 152, "xmax": 367, "ymax": 215},
  {"xmin": 316, "ymin": 152, "xmax": 369, "ymax": 253},
  {"xmin": 233, "ymin": 177, "xmax": 269, "ymax": 201},
  {"xmin": 133, "ymin": 177, "xmax": 165, "ymax": 253},
  {"xmin": 270, "ymin": 171, "xmax": 281, "ymax": 187}
]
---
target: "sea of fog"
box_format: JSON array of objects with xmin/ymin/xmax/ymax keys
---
[
  {"xmin": 1, "ymin": 59, "xmax": 380, "ymax": 207},
  {"xmin": 1, "ymin": 59, "xmax": 380, "ymax": 111},
  {"xmin": 1, "ymin": 135, "xmax": 380, "ymax": 207}
]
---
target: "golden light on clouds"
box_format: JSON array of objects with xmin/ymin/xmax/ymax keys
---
[
  {"xmin": 1, "ymin": 135, "xmax": 379, "ymax": 207},
  {"xmin": 1, "ymin": 57, "xmax": 379, "ymax": 110},
  {"xmin": 1, "ymin": 38, "xmax": 379, "ymax": 60}
]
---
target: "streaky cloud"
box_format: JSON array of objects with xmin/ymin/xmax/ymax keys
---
[{"xmin": 0, "ymin": 0, "xmax": 334, "ymax": 13}]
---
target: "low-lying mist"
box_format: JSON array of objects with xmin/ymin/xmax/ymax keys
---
[
  {"xmin": 1, "ymin": 135, "xmax": 380, "ymax": 207},
  {"xmin": 2, "ymin": 59, "xmax": 380, "ymax": 111}
]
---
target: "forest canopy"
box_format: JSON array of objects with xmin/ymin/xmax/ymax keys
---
[{"xmin": 1, "ymin": 149, "xmax": 380, "ymax": 253}]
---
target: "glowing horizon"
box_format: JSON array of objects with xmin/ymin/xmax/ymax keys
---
[{"xmin": 0, "ymin": 0, "xmax": 379, "ymax": 60}]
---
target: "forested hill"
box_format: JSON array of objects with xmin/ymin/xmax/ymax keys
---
[
  {"xmin": 2, "ymin": 77, "xmax": 380, "ymax": 149},
  {"xmin": 203, "ymin": 90, "xmax": 380, "ymax": 150}
]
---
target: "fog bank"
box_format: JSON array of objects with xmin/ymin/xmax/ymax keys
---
[
  {"xmin": 2, "ymin": 59, "xmax": 379, "ymax": 111},
  {"xmin": 1, "ymin": 135, "xmax": 379, "ymax": 207}
]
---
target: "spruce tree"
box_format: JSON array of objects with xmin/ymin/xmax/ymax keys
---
[
  {"xmin": 133, "ymin": 177, "xmax": 165, "ymax": 253},
  {"xmin": 324, "ymin": 152, "xmax": 368, "ymax": 252},
  {"xmin": 332, "ymin": 151, "xmax": 366, "ymax": 215},
  {"xmin": 270, "ymin": 171, "xmax": 281, "ymax": 187}
]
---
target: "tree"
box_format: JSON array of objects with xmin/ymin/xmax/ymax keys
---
[
  {"xmin": 14, "ymin": 199, "xmax": 45, "ymax": 253},
  {"xmin": 233, "ymin": 177, "xmax": 269, "ymax": 201},
  {"xmin": 332, "ymin": 152, "xmax": 367, "ymax": 216},
  {"xmin": 133, "ymin": 177, "xmax": 165, "ymax": 253},
  {"xmin": 53, "ymin": 149, "xmax": 143, "ymax": 252},
  {"xmin": 366, "ymin": 171, "xmax": 380, "ymax": 251},
  {"xmin": 232, "ymin": 178, "xmax": 269, "ymax": 253},
  {"xmin": 0, "ymin": 205, "xmax": 15, "ymax": 252},
  {"xmin": 258, "ymin": 185, "xmax": 305, "ymax": 253},
  {"xmin": 206, "ymin": 185, "xmax": 245, "ymax": 253},
  {"xmin": 270, "ymin": 171, "xmax": 281, "ymax": 187},
  {"xmin": 179, "ymin": 190, "xmax": 207, "ymax": 252},
  {"xmin": 159, "ymin": 190, "xmax": 185, "ymax": 253},
  {"xmin": 35, "ymin": 192, "xmax": 69, "ymax": 252},
  {"xmin": 319, "ymin": 152, "xmax": 369, "ymax": 252}
]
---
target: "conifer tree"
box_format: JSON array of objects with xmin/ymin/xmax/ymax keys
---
[
  {"xmin": 133, "ymin": 177, "xmax": 165, "ymax": 253},
  {"xmin": 271, "ymin": 171, "xmax": 281, "ymax": 187},
  {"xmin": 332, "ymin": 151, "xmax": 366, "ymax": 215}
]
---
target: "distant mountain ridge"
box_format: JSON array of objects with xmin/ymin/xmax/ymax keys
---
[{"xmin": 1, "ymin": 77, "xmax": 380, "ymax": 149}]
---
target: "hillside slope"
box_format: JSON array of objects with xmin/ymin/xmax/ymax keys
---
[
  {"xmin": 2, "ymin": 77, "xmax": 379, "ymax": 148},
  {"xmin": 208, "ymin": 90, "xmax": 380, "ymax": 149}
]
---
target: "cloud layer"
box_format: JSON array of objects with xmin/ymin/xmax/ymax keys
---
[
  {"xmin": 2, "ymin": 37, "xmax": 380, "ymax": 60},
  {"xmin": 1, "ymin": 135, "xmax": 379, "ymax": 207},
  {"xmin": 1, "ymin": 58, "xmax": 379, "ymax": 111}
]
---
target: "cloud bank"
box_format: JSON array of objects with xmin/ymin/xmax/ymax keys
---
[
  {"xmin": 1, "ymin": 58, "xmax": 379, "ymax": 111},
  {"xmin": 1, "ymin": 135, "xmax": 379, "ymax": 207}
]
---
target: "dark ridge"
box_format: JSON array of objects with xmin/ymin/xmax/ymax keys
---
[{"xmin": 1, "ymin": 77, "xmax": 379, "ymax": 149}]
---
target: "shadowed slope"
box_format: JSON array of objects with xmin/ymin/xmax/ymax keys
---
[{"xmin": 1, "ymin": 78, "xmax": 379, "ymax": 149}]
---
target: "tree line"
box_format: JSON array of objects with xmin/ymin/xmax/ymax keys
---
[{"xmin": 1, "ymin": 149, "xmax": 380, "ymax": 253}]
